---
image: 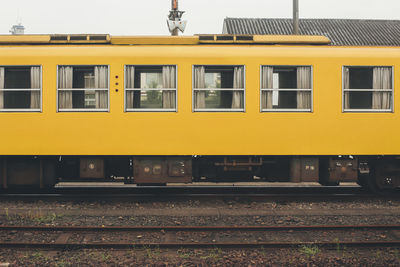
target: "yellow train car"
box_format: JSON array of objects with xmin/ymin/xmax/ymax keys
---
[{"xmin": 0, "ymin": 34, "xmax": 398, "ymax": 192}]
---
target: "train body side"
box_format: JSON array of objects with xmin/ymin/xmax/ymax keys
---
[{"xmin": 0, "ymin": 44, "xmax": 399, "ymax": 156}]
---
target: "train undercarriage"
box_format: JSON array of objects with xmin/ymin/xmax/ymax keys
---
[{"xmin": 0, "ymin": 155, "xmax": 399, "ymax": 193}]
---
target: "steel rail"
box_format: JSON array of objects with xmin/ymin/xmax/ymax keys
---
[
  {"xmin": 1, "ymin": 224, "xmax": 400, "ymax": 231},
  {"xmin": 1, "ymin": 185, "xmax": 388, "ymax": 199},
  {"xmin": 2, "ymin": 193, "xmax": 388, "ymax": 201},
  {"xmin": 0, "ymin": 241, "xmax": 399, "ymax": 249},
  {"xmin": 0, "ymin": 193, "xmax": 377, "ymax": 199},
  {"xmin": 1, "ymin": 224, "xmax": 399, "ymax": 249}
]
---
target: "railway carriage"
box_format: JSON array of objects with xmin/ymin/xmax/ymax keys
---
[{"xmin": 0, "ymin": 33, "xmax": 399, "ymax": 193}]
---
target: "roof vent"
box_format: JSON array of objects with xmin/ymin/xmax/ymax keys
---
[
  {"xmin": 198, "ymin": 34, "xmax": 254, "ymax": 43},
  {"xmin": 50, "ymin": 35, "xmax": 68, "ymax": 41},
  {"xmin": 236, "ymin": 35, "xmax": 253, "ymax": 41},
  {"xmin": 199, "ymin": 35, "xmax": 214, "ymax": 41},
  {"xmin": 89, "ymin": 35, "xmax": 108, "ymax": 41},
  {"xmin": 69, "ymin": 35, "xmax": 87, "ymax": 41},
  {"xmin": 49, "ymin": 34, "xmax": 110, "ymax": 43},
  {"xmin": 216, "ymin": 35, "xmax": 234, "ymax": 41}
]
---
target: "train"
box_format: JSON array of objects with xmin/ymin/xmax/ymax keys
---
[{"xmin": 0, "ymin": 33, "xmax": 399, "ymax": 193}]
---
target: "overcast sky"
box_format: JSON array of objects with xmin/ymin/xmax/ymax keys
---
[{"xmin": 1, "ymin": 0, "xmax": 400, "ymax": 35}]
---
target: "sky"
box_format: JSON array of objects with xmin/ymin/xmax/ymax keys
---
[{"xmin": 1, "ymin": 0, "xmax": 400, "ymax": 36}]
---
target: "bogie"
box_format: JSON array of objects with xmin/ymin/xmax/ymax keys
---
[
  {"xmin": 367, "ymin": 161, "xmax": 400, "ymax": 194},
  {"xmin": 0, "ymin": 155, "xmax": 398, "ymax": 194}
]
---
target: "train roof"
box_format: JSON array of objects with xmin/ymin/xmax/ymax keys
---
[
  {"xmin": 223, "ymin": 18, "xmax": 400, "ymax": 47},
  {"xmin": 0, "ymin": 34, "xmax": 331, "ymax": 46},
  {"xmin": 2, "ymin": 18, "xmax": 400, "ymax": 47}
]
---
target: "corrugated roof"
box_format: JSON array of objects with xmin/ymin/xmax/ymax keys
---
[{"xmin": 223, "ymin": 18, "xmax": 400, "ymax": 46}]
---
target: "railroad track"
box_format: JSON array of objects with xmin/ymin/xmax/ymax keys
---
[
  {"xmin": 1, "ymin": 225, "xmax": 399, "ymax": 249},
  {"xmin": 1, "ymin": 184, "xmax": 366, "ymax": 194},
  {"xmin": 2, "ymin": 185, "xmax": 395, "ymax": 200}
]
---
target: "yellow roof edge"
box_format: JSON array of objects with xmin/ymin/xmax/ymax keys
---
[
  {"xmin": 0, "ymin": 34, "xmax": 330, "ymax": 45},
  {"xmin": 253, "ymin": 35, "xmax": 331, "ymax": 44},
  {"xmin": 111, "ymin": 35, "xmax": 331, "ymax": 45},
  {"xmin": 111, "ymin": 36, "xmax": 199, "ymax": 45},
  {"xmin": 0, "ymin": 35, "xmax": 50, "ymax": 43}
]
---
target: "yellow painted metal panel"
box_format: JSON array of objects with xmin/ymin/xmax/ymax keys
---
[
  {"xmin": 253, "ymin": 35, "xmax": 331, "ymax": 44},
  {"xmin": 0, "ymin": 35, "xmax": 50, "ymax": 43},
  {"xmin": 0, "ymin": 34, "xmax": 328, "ymax": 45},
  {"xmin": 111, "ymin": 36, "xmax": 199, "ymax": 45},
  {"xmin": 0, "ymin": 45, "xmax": 399, "ymax": 156}
]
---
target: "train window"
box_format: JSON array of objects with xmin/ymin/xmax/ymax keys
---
[
  {"xmin": 261, "ymin": 66, "xmax": 312, "ymax": 112},
  {"xmin": 125, "ymin": 65, "xmax": 176, "ymax": 112},
  {"xmin": 193, "ymin": 65, "xmax": 245, "ymax": 112},
  {"xmin": 57, "ymin": 65, "xmax": 109, "ymax": 112},
  {"xmin": 343, "ymin": 66, "xmax": 393, "ymax": 112},
  {"xmin": 0, "ymin": 66, "xmax": 41, "ymax": 112}
]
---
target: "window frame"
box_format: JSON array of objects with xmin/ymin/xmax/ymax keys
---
[
  {"xmin": 56, "ymin": 64, "xmax": 110, "ymax": 112},
  {"xmin": 260, "ymin": 65, "xmax": 313, "ymax": 113},
  {"xmin": 0, "ymin": 65, "xmax": 42, "ymax": 113},
  {"xmin": 124, "ymin": 64, "xmax": 178, "ymax": 112},
  {"xmin": 192, "ymin": 64, "xmax": 246, "ymax": 112},
  {"xmin": 342, "ymin": 65, "xmax": 394, "ymax": 113}
]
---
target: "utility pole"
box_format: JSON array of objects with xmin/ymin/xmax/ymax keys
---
[
  {"xmin": 167, "ymin": 0, "xmax": 187, "ymax": 36},
  {"xmin": 293, "ymin": 0, "xmax": 299, "ymax": 35}
]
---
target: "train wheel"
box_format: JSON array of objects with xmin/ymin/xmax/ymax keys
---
[{"xmin": 367, "ymin": 165, "xmax": 397, "ymax": 194}]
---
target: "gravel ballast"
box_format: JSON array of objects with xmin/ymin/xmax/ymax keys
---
[{"xmin": 0, "ymin": 196, "xmax": 399, "ymax": 265}]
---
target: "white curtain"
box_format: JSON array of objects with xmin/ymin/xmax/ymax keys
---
[
  {"xmin": 372, "ymin": 67, "xmax": 391, "ymax": 110},
  {"xmin": 296, "ymin": 66, "xmax": 311, "ymax": 109},
  {"xmin": 343, "ymin": 67, "xmax": 350, "ymax": 109},
  {"xmin": 58, "ymin": 66, "xmax": 73, "ymax": 109},
  {"xmin": 194, "ymin": 66, "xmax": 205, "ymax": 109},
  {"xmin": 162, "ymin": 66, "xmax": 176, "ymax": 109},
  {"xmin": 0, "ymin": 67, "xmax": 4, "ymax": 109},
  {"xmin": 232, "ymin": 66, "xmax": 244, "ymax": 109},
  {"xmin": 30, "ymin": 67, "xmax": 41, "ymax": 109},
  {"xmin": 126, "ymin": 66, "xmax": 135, "ymax": 109},
  {"xmin": 94, "ymin": 66, "xmax": 108, "ymax": 109},
  {"xmin": 261, "ymin": 66, "xmax": 273, "ymax": 109}
]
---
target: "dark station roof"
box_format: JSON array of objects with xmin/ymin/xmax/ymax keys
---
[{"xmin": 223, "ymin": 18, "xmax": 400, "ymax": 46}]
